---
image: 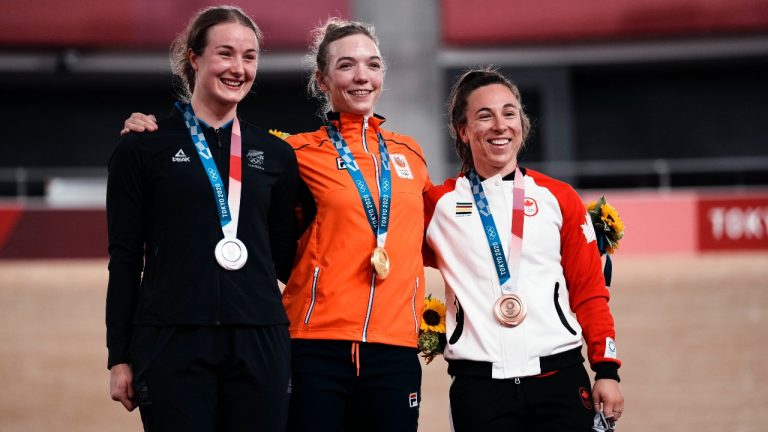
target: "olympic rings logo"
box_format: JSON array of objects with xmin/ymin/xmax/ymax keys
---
[{"xmin": 486, "ymin": 226, "xmax": 497, "ymax": 240}]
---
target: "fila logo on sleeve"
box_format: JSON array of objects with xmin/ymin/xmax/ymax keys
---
[
  {"xmin": 408, "ymin": 392, "xmax": 419, "ymax": 408},
  {"xmin": 172, "ymin": 149, "xmax": 191, "ymax": 163}
]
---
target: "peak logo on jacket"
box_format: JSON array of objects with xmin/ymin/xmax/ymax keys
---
[{"xmin": 172, "ymin": 149, "xmax": 191, "ymax": 163}]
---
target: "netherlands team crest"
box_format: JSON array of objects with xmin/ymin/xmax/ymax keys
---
[{"xmin": 390, "ymin": 154, "xmax": 413, "ymax": 179}]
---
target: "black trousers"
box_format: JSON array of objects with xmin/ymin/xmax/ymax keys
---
[
  {"xmin": 131, "ymin": 325, "xmax": 291, "ymax": 432},
  {"xmin": 450, "ymin": 363, "xmax": 595, "ymax": 432},
  {"xmin": 286, "ymin": 339, "xmax": 422, "ymax": 432}
]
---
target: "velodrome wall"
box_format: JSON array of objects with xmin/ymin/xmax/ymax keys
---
[{"xmin": 1, "ymin": 189, "xmax": 767, "ymax": 259}]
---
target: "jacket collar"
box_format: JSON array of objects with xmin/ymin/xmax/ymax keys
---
[{"xmin": 326, "ymin": 111, "xmax": 386, "ymax": 134}]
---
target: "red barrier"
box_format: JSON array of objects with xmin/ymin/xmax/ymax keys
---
[
  {"xmin": 581, "ymin": 190, "xmax": 768, "ymax": 255},
  {"xmin": 2, "ymin": 189, "xmax": 767, "ymax": 259},
  {"xmin": 698, "ymin": 197, "xmax": 768, "ymax": 251},
  {"xmin": 0, "ymin": 207, "xmax": 107, "ymax": 259},
  {"xmin": 442, "ymin": 0, "xmax": 768, "ymax": 45}
]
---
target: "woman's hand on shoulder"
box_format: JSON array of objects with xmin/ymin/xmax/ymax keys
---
[{"xmin": 120, "ymin": 113, "xmax": 159, "ymax": 136}]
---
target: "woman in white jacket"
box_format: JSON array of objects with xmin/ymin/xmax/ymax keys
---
[{"xmin": 423, "ymin": 68, "xmax": 624, "ymax": 431}]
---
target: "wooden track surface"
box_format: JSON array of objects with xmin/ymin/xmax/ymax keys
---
[{"xmin": 1, "ymin": 254, "xmax": 767, "ymax": 431}]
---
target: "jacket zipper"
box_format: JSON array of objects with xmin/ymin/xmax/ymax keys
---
[
  {"xmin": 304, "ymin": 266, "xmax": 320, "ymax": 324},
  {"xmin": 363, "ymin": 116, "xmax": 382, "ymax": 180},
  {"xmin": 360, "ymin": 116, "xmax": 379, "ymax": 343},
  {"xmin": 361, "ymin": 272, "xmax": 376, "ymax": 342},
  {"xmin": 361, "ymin": 116, "xmax": 370, "ymax": 153},
  {"xmin": 213, "ymin": 127, "xmax": 222, "ymax": 148},
  {"xmin": 412, "ymin": 277, "xmax": 419, "ymax": 334},
  {"xmin": 210, "ymin": 127, "xmax": 223, "ymax": 325}
]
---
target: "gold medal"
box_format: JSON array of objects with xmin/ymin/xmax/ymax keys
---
[
  {"xmin": 370, "ymin": 247, "xmax": 390, "ymax": 279},
  {"xmin": 493, "ymin": 294, "xmax": 527, "ymax": 327}
]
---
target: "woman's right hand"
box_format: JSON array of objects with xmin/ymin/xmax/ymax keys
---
[
  {"xmin": 109, "ymin": 363, "xmax": 137, "ymax": 411},
  {"xmin": 120, "ymin": 113, "xmax": 159, "ymax": 136}
]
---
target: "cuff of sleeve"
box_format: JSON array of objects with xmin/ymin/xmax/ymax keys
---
[
  {"xmin": 593, "ymin": 362, "xmax": 621, "ymax": 382},
  {"xmin": 107, "ymin": 344, "xmax": 129, "ymax": 370}
]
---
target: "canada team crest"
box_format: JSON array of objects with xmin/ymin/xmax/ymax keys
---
[{"xmin": 523, "ymin": 197, "xmax": 538, "ymax": 216}]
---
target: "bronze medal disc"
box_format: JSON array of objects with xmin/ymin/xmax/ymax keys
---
[
  {"xmin": 370, "ymin": 247, "xmax": 390, "ymax": 279},
  {"xmin": 493, "ymin": 294, "xmax": 527, "ymax": 327}
]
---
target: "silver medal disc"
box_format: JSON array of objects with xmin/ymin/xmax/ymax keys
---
[{"xmin": 214, "ymin": 237, "xmax": 248, "ymax": 271}]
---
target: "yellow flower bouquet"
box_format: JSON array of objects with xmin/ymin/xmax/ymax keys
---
[
  {"xmin": 417, "ymin": 294, "xmax": 447, "ymax": 364},
  {"xmin": 585, "ymin": 196, "xmax": 625, "ymax": 286}
]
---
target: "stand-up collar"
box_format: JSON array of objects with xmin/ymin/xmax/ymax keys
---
[{"xmin": 326, "ymin": 111, "xmax": 386, "ymax": 135}]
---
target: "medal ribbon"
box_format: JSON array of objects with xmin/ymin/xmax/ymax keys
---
[
  {"xmin": 327, "ymin": 122, "xmax": 391, "ymax": 248},
  {"xmin": 176, "ymin": 102, "xmax": 242, "ymax": 240},
  {"xmin": 469, "ymin": 168, "xmax": 525, "ymax": 294}
]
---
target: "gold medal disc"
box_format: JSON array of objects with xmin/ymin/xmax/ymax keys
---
[
  {"xmin": 493, "ymin": 294, "xmax": 527, "ymax": 327},
  {"xmin": 370, "ymin": 247, "xmax": 390, "ymax": 279}
]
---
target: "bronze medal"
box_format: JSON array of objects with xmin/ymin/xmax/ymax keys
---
[
  {"xmin": 370, "ymin": 247, "xmax": 390, "ymax": 279},
  {"xmin": 493, "ymin": 294, "xmax": 527, "ymax": 327}
]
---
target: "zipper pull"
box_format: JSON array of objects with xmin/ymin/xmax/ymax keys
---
[
  {"xmin": 514, "ymin": 377, "xmax": 521, "ymax": 384},
  {"xmin": 361, "ymin": 116, "xmax": 370, "ymax": 153},
  {"xmin": 214, "ymin": 128, "xmax": 222, "ymax": 148}
]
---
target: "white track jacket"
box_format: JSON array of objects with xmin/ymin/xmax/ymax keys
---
[{"xmin": 424, "ymin": 168, "xmax": 621, "ymax": 380}]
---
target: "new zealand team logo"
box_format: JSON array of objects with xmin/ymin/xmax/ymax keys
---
[{"xmin": 247, "ymin": 150, "xmax": 264, "ymax": 170}]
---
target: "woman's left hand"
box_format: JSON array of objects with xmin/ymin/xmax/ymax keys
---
[{"xmin": 593, "ymin": 378, "xmax": 625, "ymax": 421}]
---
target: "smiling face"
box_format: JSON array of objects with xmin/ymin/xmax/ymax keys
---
[
  {"xmin": 458, "ymin": 83, "xmax": 524, "ymax": 178},
  {"xmin": 317, "ymin": 34, "xmax": 383, "ymax": 117},
  {"xmin": 189, "ymin": 22, "xmax": 259, "ymax": 117}
]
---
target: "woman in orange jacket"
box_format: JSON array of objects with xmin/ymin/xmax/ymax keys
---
[{"xmin": 280, "ymin": 19, "xmax": 431, "ymax": 431}]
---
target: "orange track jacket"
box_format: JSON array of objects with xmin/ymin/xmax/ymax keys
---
[{"xmin": 283, "ymin": 112, "xmax": 431, "ymax": 348}]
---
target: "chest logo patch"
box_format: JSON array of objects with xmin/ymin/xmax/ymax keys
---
[
  {"xmin": 455, "ymin": 202, "xmax": 473, "ymax": 217},
  {"xmin": 336, "ymin": 157, "xmax": 346, "ymax": 170},
  {"xmin": 390, "ymin": 153, "xmax": 413, "ymax": 179},
  {"xmin": 247, "ymin": 149, "xmax": 265, "ymax": 170},
  {"xmin": 172, "ymin": 149, "xmax": 191, "ymax": 163},
  {"xmin": 523, "ymin": 197, "xmax": 538, "ymax": 216}
]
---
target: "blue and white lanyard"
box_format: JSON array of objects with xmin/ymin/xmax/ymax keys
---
[
  {"xmin": 176, "ymin": 101, "xmax": 242, "ymax": 239},
  {"xmin": 326, "ymin": 122, "xmax": 392, "ymax": 247},
  {"xmin": 468, "ymin": 168, "xmax": 525, "ymax": 293}
]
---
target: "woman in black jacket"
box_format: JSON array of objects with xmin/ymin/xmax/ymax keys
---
[{"xmin": 106, "ymin": 6, "xmax": 298, "ymax": 431}]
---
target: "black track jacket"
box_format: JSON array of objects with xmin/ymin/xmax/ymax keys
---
[{"xmin": 106, "ymin": 107, "xmax": 298, "ymax": 368}]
